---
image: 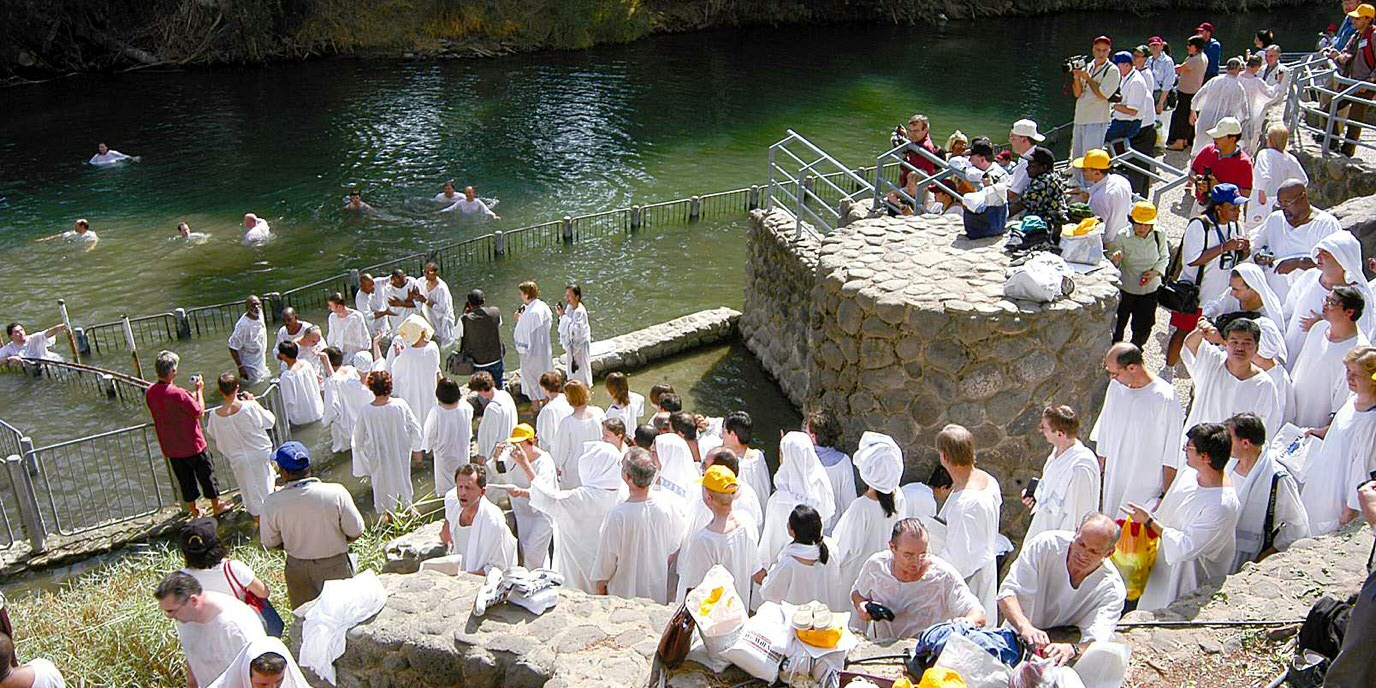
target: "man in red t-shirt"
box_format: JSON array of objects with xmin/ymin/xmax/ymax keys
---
[
  {"xmin": 145, "ymin": 350, "xmax": 230, "ymax": 517},
  {"xmin": 1188, "ymin": 117, "xmax": 1253, "ymax": 205}
]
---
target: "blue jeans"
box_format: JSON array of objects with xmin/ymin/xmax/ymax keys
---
[
  {"xmin": 475, "ymin": 359, "xmax": 504, "ymax": 387},
  {"xmin": 1072, "ymin": 121, "xmax": 1110, "ymax": 185},
  {"xmin": 963, "ymin": 204, "xmax": 1008, "ymax": 239},
  {"xmin": 1105, "ymin": 119, "xmax": 1141, "ymax": 146}
]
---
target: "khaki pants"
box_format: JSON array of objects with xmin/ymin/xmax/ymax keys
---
[
  {"xmin": 285, "ymin": 552, "xmax": 354, "ymax": 610},
  {"xmin": 1337, "ymin": 89, "xmax": 1375, "ymax": 155}
]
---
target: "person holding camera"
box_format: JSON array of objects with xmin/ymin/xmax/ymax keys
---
[
  {"xmin": 205, "ymin": 372, "xmax": 277, "ymax": 522},
  {"xmin": 556, "ymin": 283, "xmax": 592, "ymax": 386},
  {"xmin": 1070, "ymin": 36, "xmax": 1122, "ymax": 185},
  {"xmin": 1164, "ymin": 184, "xmax": 1250, "ymax": 372},
  {"xmin": 850, "ymin": 518, "xmax": 985, "ymax": 641},
  {"xmin": 147, "ymin": 350, "xmax": 232, "ymax": 519},
  {"xmin": 1107, "ymin": 50, "xmax": 1158, "ymax": 195},
  {"xmin": 459, "ymin": 289, "xmax": 506, "ymax": 386},
  {"xmin": 1189, "ymin": 116, "xmax": 1252, "ymax": 207}
]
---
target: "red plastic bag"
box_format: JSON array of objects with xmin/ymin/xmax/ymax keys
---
[{"xmin": 1109, "ymin": 519, "xmax": 1159, "ymax": 601}]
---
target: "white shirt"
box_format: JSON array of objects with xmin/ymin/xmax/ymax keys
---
[
  {"xmin": 1113, "ymin": 68, "xmax": 1154, "ymax": 126},
  {"xmin": 1179, "ymin": 214, "xmax": 1245, "ymax": 310},
  {"xmin": 1137, "ymin": 477, "xmax": 1241, "ymax": 611},
  {"xmin": 176, "ymin": 592, "xmax": 267, "ymax": 687},
  {"xmin": 327, "ymin": 308, "xmax": 372, "ymax": 358},
  {"xmin": 1290, "ymin": 323, "xmax": 1368, "ymax": 427},
  {"xmin": 440, "ymin": 197, "xmax": 497, "ymax": 218},
  {"xmin": 1250, "ymin": 209, "xmax": 1339, "ymax": 299},
  {"xmin": 676, "ymin": 518, "xmax": 764, "ymax": 608},
  {"xmin": 1248, "ymin": 150, "xmax": 1309, "ymax": 228},
  {"xmin": 1182, "ymin": 342, "xmax": 1284, "ymax": 440},
  {"xmin": 227, "ymin": 315, "xmax": 269, "ymax": 381},
  {"xmin": 0, "ymin": 332, "xmax": 62, "ymax": 362},
  {"xmin": 389, "ymin": 342, "xmax": 440, "ymax": 427},
  {"xmin": 513, "ymin": 299, "xmax": 555, "ymax": 401},
  {"xmin": 355, "ymin": 289, "xmax": 388, "ymax": 334},
  {"xmin": 89, "ymin": 150, "xmax": 132, "ymax": 165},
  {"xmin": 242, "ymin": 219, "xmax": 271, "ymax": 247},
  {"xmin": 476, "ymin": 390, "xmax": 518, "ymax": 460},
  {"xmin": 527, "ymin": 469, "xmax": 622, "ymax": 594},
  {"xmin": 1300, "ymin": 398, "xmax": 1376, "ymax": 535},
  {"xmin": 851, "ymin": 551, "xmax": 982, "ymax": 641},
  {"xmin": 759, "ymin": 540, "xmax": 843, "ymax": 610},
  {"xmin": 552, "ymin": 409, "xmax": 606, "ymax": 489},
  {"xmin": 592, "ymin": 496, "xmax": 687, "ymax": 604},
  {"xmin": 535, "ymin": 394, "xmax": 573, "ymax": 453},
  {"xmin": 205, "ymin": 400, "xmax": 278, "ymax": 516},
  {"xmin": 1087, "ymin": 173, "xmax": 1134, "ymax": 243},
  {"xmin": 1008, "ymin": 156, "xmax": 1031, "ymax": 196},
  {"xmin": 605, "ymin": 392, "xmax": 646, "ymax": 428},
  {"xmin": 1074, "ymin": 60, "xmax": 1122, "ymax": 125},
  {"xmin": 997, "ymin": 531, "xmax": 1126, "ymax": 644},
  {"xmin": 937, "ymin": 476, "xmax": 1003, "ymax": 620},
  {"xmin": 1091, "ymin": 377, "xmax": 1185, "ymax": 513},
  {"xmin": 279, "ymin": 362, "xmax": 324, "ymax": 426},
  {"xmin": 443, "ymin": 491, "xmax": 517, "ymax": 574},
  {"xmin": 182, "ymin": 560, "xmax": 260, "ymax": 603}
]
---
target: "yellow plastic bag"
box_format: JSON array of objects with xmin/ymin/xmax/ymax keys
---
[
  {"xmin": 795, "ymin": 625, "xmax": 843, "ymax": 648},
  {"xmin": 1109, "ymin": 519, "xmax": 1160, "ymax": 601},
  {"xmin": 917, "ymin": 667, "xmax": 967, "ymax": 688}
]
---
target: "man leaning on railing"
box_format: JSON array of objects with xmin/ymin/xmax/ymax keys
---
[
  {"xmin": 1322, "ymin": 3, "xmax": 1376, "ymax": 155},
  {"xmin": 146, "ymin": 350, "xmax": 232, "ymax": 519}
]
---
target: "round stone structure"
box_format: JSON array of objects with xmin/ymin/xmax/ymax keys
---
[{"xmin": 741, "ymin": 208, "xmax": 1120, "ymax": 534}]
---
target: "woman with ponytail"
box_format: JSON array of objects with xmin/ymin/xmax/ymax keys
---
[{"xmin": 759, "ymin": 505, "xmax": 842, "ymax": 609}]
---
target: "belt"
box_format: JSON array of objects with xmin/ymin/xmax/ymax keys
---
[{"xmin": 286, "ymin": 552, "xmax": 350, "ymax": 564}]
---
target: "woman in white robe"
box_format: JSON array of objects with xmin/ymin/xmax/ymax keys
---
[
  {"xmin": 551, "ymin": 381, "xmax": 605, "ymax": 489},
  {"xmin": 424, "ymin": 379, "xmax": 475, "ymax": 496},
  {"xmin": 937, "ymin": 470, "xmax": 1003, "ymax": 620},
  {"xmin": 1202, "ymin": 263, "xmax": 1289, "ymax": 364},
  {"xmin": 352, "ymin": 371, "xmax": 423, "ymax": 515},
  {"xmin": 1284, "ymin": 233, "xmax": 1376, "ymax": 364},
  {"xmin": 388, "ymin": 315, "xmax": 442, "ymax": 427},
  {"xmin": 1024, "ymin": 435, "xmax": 1102, "ymax": 542},
  {"xmin": 831, "ymin": 432, "xmax": 906, "ymax": 596},
  {"xmin": 759, "ymin": 504, "xmax": 842, "ymax": 609},
  {"xmin": 513, "ymin": 285, "xmax": 555, "ymax": 402},
  {"xmin": 205, "ymin": 636, "xmax": 308, "ymax": 688},
  {"xmin": 518, "ymin": 438, "xmax": 624, "ymax": 593},
  {"xmin": 277, "ymin": 345, "xmax": 324, "ymax": 426},
  {"xmin": 1300, "ymin": 348, "xmax": 1376, "ymax": 535},
  {"xmin": 603, "ymin": 372, "xmax": 645, "ymax": 428},
  {"xmin": 759, "ymin": 432, "xmax": 836, "ymax": 566},
  {"xmin": 205, "ymin": 381, "xmax": 277, "ymax": 518},
  {"xmin": 321, "ymin": 354, "xmax": 373, "ymax": 456},
  {"xmin": 420, "ymin": 264, "xmax": 458, "ymax": 349},
  {"xmin": 556, "ymin": 286, "xmax": 592, "ymax": 386}
]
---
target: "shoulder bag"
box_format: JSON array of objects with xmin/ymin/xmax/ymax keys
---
[
  {"xmin": 1158, "ymin": 217, "xmax": 1225, "ymax": 313},
  {"xmin": 225, "ymin": 559, "xmax": 286, "ymax": 637}
]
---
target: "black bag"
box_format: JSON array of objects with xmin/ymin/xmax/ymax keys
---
[
  {"xmin": 1158, "ymin": 217, "xmax": 1223, "ymax": 314},
  {"xmin": 446, "ymin": 350, "xmax": 476, "ymax": 376},
  {"xmin": 1287, "ymin": 593, "xmax": 1358, "ymax": 686},
  {"xmin": 1165, "ymin": 87, "xmax": 1179, "ymax": 110}
]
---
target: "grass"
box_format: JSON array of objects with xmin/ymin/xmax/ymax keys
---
[{"xmin": 6, "ymin": 494, "xmax": 444, "ymax": 688}]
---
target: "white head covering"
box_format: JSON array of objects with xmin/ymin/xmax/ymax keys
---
[
  {"xmin": 577, "ymin": 441, "xmax": 624, "ymax": 491},
  {"xmin": 1312, "ymin": 231, "xmax": 1376, "ymax": 336},
  {"xmin": 853, "ymin": 431, "xmax": 903, "ymax": 494},
  {"xmin": 654, "ymin": 433, "xmax": 698, "ymax": 498},
  {"xmin": 397, "ymin": 313, "xmax": 434, "ymax": 346},
  {"xmin": 205, "ymin": 637, "xmax": 309, "ymax": 688},
  {"xmin": 1210, "ymin": 263, "xmax": 1289, "ymax": 362},
  {"xmin": 350, "ymin": 351, "xmax": 374, "ymax": 371},
  {"xmin": 775, "ymin": 431, "xmax": 837, "ymax": 525}
]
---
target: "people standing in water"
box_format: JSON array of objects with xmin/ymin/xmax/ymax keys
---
[
  {"xmin": 343, "ymin": 189, "xmax": 375, "ymax": 214},
  {"xmin": 36, "ymin": 219, "xmax": 98, "ymax": 250},
  {"xmin": 242, "ymin": 213, "xmax": 271, "ymax": 246},
  {"xmin": 176, "ymin": 221, "xmax": 210, "ymax": 244},
  {"xmin": 88, "ymin": 142, "xmax": 138, "ymax": 165},
  {"xmin": 439, "ymin": 186, "xmax": 500, "ymax": 220}
]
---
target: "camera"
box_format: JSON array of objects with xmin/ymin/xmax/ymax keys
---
[
  {"xmin": 1107, "ymin": 89, "xmax": 1123, "ymax": 104},
  {"xmin": 864, "ymin": 601, "xmax": 896, "ymax": 622},
  {"xmin": 1062, "ymin": 55, "xmax": 1089, "ymax": 73}
]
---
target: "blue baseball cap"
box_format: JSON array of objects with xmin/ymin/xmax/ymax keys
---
[
  {"xmin": 1111, "ymin": 51, "xmax": 1134, "ymax": 65},
  {"xmin": 1209, "ymin": 183, "xmax": 1247, "ymax": 206},
  {"xmin": 273, "ymin": 441, "xmax": 311, "ymax": 471}
]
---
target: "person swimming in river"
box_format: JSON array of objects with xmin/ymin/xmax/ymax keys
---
[
  {"xmin": 36, "ymin": 218, "xmax": 99, "ymax": 250},
  {"xmin": 434, "ymin": 181, "xmax": 463, "ymax": 204},
  {"xmin": 176, "ymin": 221, "xmax": 210, "ymax": 244},
  {"xmin": 88, "ymin": 142, "xmax": 138, "ymax": 166},
  {"xmin": 438, "ymin": 185, "xmax": 499, "ymax": 220},
  {"xmin": 242, "ymin": 213, "xmax": 272, "ymax": 246},
  {"xmin": 344, "ymin": 189, "xmax": 375, "ymax": 214}
]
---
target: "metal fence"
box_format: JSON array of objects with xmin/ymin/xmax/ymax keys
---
[
  {"xmin": 768, "ymin": 129, "xmax": 875, "ymax": 237},
  {"xmin": 0, "ymin": 358, "xmax": 290, "ymax": 553},
  {"xmin": 1284, "ymin": 51, "xmax": 1376, "ymax": 158}
]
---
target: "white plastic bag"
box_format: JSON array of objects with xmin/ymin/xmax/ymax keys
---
[
  {"xmin": 933, "ymin": 631, "xmax": 1010, "ymax": 688},
  {"xmin": 1004, "ymin": 253, "xmax": 1073, "ymax": 303},
  {"xmin": 1072, "ymin": 641, "xmax": 1130, "ymax": 688},
  {"xmin": 298, "ymin": 570, "xmax": 388, "ymax": 685},
  {"xmin": 722, "ymin": 601, "xmax": 791, "ymax": 682},
  {"xmin": 1271, "ymin": 423, "xmax": 1322, "ymax": 481},
  {"xmin": 686, "ymin": 564, "xmax": 748, "ymax": 658},
  {"xmin": 1060, "ymin": 229, "xmax": 1105, "ymax": 266}
]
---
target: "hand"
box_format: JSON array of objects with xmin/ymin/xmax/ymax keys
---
[
  {"xmin": 854, "ymin": 599, "xmax": 873, "ymax": 622},
  {"xmin": 506, "ymin": 486, "xmax": 529, "ymax": 499},
  {"xmin": 1071, "ymin": 68, "xmax": 1088, "ymax": 79},
  {"xmin": 1299, "ymin": 310, "xmax": 1321, "ymax": 332},
  {"xmin": 237, "ymin": 366, "xmax": 248, "ymax": 379},
  {"xmin": 1140, "ymin": 269, "xmax": 1159, "ymax": 282},
  {"xmin": 1021, "ymin": 495, "xmax": 1036, "ymax": 509},
  {"xmin": 1121, "ymin": 501, "xmax": 1152, "ymax": 525},
  {"xmin": 1356, "ymin": 481, "xmax": 1376, "ymax": 526},
  {"xmin": 1020, "ymin": 626, "xmax": 1051, "ymax": 652},
  {"xmin": 1275, "ymin": 257, "xmax": 1310, "ymax": 275},
  {"xmin": 1042, "ymin": 642, "xmax": 1077, "ymax": 666},
  {"xmin": 1197, "ymin": 319, "xmax": 1220, "ymax": 342},
  {"xmin": 240, "ymin": 392, "xmax": 256, "ymax": 401},
  {"xmin": 193, "ymin": 376, "xmax": 205, "ymax": 391},
  {"xmin": 1189, "ymin": 111, "xmax": 1198, "ymax": 126},
  {"xmin": 1226, "ymin": 237, "xmax": 1249, "ymax": 252},
  {"xmin": 1109, "ymin": 250, "xmax": 1123, "ymax": 265},
  {"xmin": 1254, "ymin": 253, "xmax": 1274, "ymax": 267},
  {"xmin": 554, "ymin": 303, "xmax": 565, "ymax": 316}
]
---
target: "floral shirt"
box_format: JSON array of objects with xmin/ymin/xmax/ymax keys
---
[{"xmin": 1022, "ymin": 172, "xmax": 1068, "ymax": 231}]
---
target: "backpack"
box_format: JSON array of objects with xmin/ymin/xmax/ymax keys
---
[{"xmin": 1287, "ymin": 594, "xmax": 1358, "ymax": 687}]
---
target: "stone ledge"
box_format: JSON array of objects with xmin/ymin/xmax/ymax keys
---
[
  {"xmin": 1328, "ymin": 193, "xmax": 1376, "ymax": 278},
  {"xmin": 588, "ymin": 307, "xmax": 742, "ymax": 378}
]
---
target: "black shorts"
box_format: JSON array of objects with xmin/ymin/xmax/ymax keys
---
[{"xmin": 169, "ymin": 451, "xmax": 220, "ymax": 502}]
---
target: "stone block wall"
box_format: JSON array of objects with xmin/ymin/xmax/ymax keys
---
[
  {"xmin": 739, "ymin": 210, "xmax": 821, "ymax": 407},
  {"xmin": 1294, "ymin": 140, "xmax": 1376, "ymax": 209},
  {"xmin": 588, "ymin": 307, "xmax": 740, "ymax": 378},
  {"xmin": 1329, "ymin": 193, "xmax": 1376, "ymax": 279},
  {"xmin": 744, "ymin": 209, "xmax": 1119, "ymax": 533}
]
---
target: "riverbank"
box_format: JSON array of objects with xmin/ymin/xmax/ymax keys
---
[{"xmin": 1, "ymin": 0, "xmax": 1327, "ymax": 77}]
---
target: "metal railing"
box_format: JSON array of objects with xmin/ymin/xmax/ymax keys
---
[
  {"xmin": 1284, "ymin": 51, "xmax": 1376, "ymax": 157},
  {"xmin": 2, "ymin": 357, "xmax": 154, "ymax": 407},
  {"xmin": 873, "ymin": 141, "xmax": 964, "ymax": 215},
  {"xmin": 768, "ymin": 130, "xmax": 875, "ymax": 237},
  {"xmin": 1103, "ymin": 143, "xmax": 1191, "ymax": 207}
]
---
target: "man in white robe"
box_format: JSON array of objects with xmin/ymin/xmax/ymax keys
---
[
  {"xmin": 759, "ymin": 432, "xmax": 836, "ymax": 566},
  {"xmin": 933, "ymin": 424, "xmax": 1003, "ymax": 620},
  {"xmin": 1182, "ymin": 317, "xmax": 1284, "ymax": 441},
  {"xmin": 1284, "ymin": 232, "xmax": 1376, "ymax": 362},
  {"xmin": 1094, "ymin": 343, "xmax": 1186, "ymax": 512},
  {"xmin": 440, "ymin": 464, "xmax": 517, "ymax": 575},
  {"xmin": 388, "ymin": 315, "xmax": 441, "ymax": 427},
  {"xmin": 273, "ymin": 309, "xmax": 312, "ymax": 373},
  {"xmin": 156, "ymin": 572, "xmax": 267, "ymax": 688},
  {"xmin": 1249, "ymin": 181, "xmax": 1338, "ymax": 302},
  {"xmin": 382, "ymin": 269, "xmax": 423, "ymax": 333},
  {"xmin": 227, "ymin": 296, "xmax": 269, "ymax": 383},
  {"xmin": 511, "ymin": 422, "xmax": 624, "ymax": 593},
  {"xmin": 686, "ymin": 448, "xmax": 763, "ymax": 535},
  {"xmin": 1024, "ymin": 406, "xmax": 1101, "ymax": 542},
  {"xmin": 850, "ymin": 518, "xmax": 984, "ymax": 641},
  {"xmin": 1223, "ymin": 413, "xmax": 1309, "ymax": 571},
  {"xmin": 832, "ymin": 432, "xmax": 906, "ymax": 596},
  {"xmin": 593, "ymin": 447, "xmax": 686, "ymax": 604},
  {"xmin": 487, "ymin": 423, "xmax": 555, "ymax": 569},
  {"xmin": 805, "ymin": 409, "xmax": 856, "ymax": 534},
  {"xmin": 326, "ymin": 293, "xmax": 371, "ymax": 359},
  {"xmin": 513, "ymin": 282, "xmax": 556, "ymax": 403},
  {"xmin": 276, "ymin": 341, "xmax": 324, "ymax": 426},
  {"xmin": 676, "ymin": 465, "xmax": 765, "ymax": 606},
  {"xmin": 1300, "ymin": 345, "xmax": 1376, "ymax": 535},
  {"xmin": 998, "ymin": 514, "xmax": 1126, "ymax": 669},
  {"xmin": 469, "ymin": 371, "xmax": 516, "ymax": 464},
  {"xmin": 0, "ymin": 322, "xmax": 66, "ymax": 364},
  {"xmin": 1126, "ymin": 423, "xmax": 1241, "ymax": 611},
  {"xmin": 1290, "ymin": 286, "xmax": 1369, "ymax": 428},
  {"xmin": 1189, "ymin": 63, "xmax": 1249, "ymax": 157},
  {"xmin": 355, "ymin": 273, "xmax": 391, "ymax": 336},
  {"xmin": 205, "ymin": 636, "xmax": 309, "ymax": 688},
  {"xmin": 723, "ymin": 411, "xmax": 773, "ymax": 518}
]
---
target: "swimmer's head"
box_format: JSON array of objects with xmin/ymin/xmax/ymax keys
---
[
  {"xmin": 349, "ymin": 189, "xmax": 361, "ymax": 201},
  {"xmin": 464, "ymin": 186, "xmax": 476, "ymax": 201},
  {"xmin": 97, "ymin": 143, "xmax": 108, "ymax": 154},
  {"xmin": 442, "ymin": 181, "xmax": 455, "ymax": 194},
  {"xmin": 243, "ymin": 213, "xmax": 258, "ymax": 229},
  {"xmin": 177, "ymin": 222, "xmax": 190, "ymax": 237},
  {"xmin": 74, "ymin": 218, "xmax": 89, "ymax": 233}
]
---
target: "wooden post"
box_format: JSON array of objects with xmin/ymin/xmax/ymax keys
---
[
  {"xmin": 689, "ymin": 196, "xmax": 702, "ymax": 222},
  {"xmin": 57, "ymin": 299, "xmax": 78, "ymax": 361},
  {"xmin": 123, "ymin": 316, "xmax": 143, "ymax": 380}
]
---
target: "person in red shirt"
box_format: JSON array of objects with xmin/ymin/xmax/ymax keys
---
[
  {"xmin": 1188, "ymin": 116, "xmax": 1253, "ymax": 205},
  {"xmin": 899, "ymin": 114, "xmax": 940, "ymax": 188},
  {"xmin": 145, "ymin": 350, "xmax": 231, "ymax": 517}
]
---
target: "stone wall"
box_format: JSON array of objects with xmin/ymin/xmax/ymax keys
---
[
  {"xmin": 744, "ymin": 209, "xmax": 1119, "ymax": 533},
  {"xmin": 1293, "ymin": 137, "xmax": 1376, "ymax": 209},
  {"xmin": 739, "ymin": 210, "xmax": 821, "ymax": 407},
  {"xmin": 588, "ymin": 307, "xmax": 741, "ymax": 378},
  {"xmin": 1329, "ymin": 193, "xmax": 1376, "ymax": 277}
]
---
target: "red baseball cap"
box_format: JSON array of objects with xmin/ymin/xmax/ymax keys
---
[
  {"xmin": 1093, "ymin": 35, "xmax": 1112, "ymax": 46},
  {"xmin": 1196, "ymin": 22, "xmax": 1214, "ymax": 33},
  {"xmin": 1147, "ymin": 36, "xmax": 1164, "ymax": 46}
]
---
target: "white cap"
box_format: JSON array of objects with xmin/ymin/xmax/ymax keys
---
[
  {"xmin": 1010, "ymin": 119, "xmax": 1046, "ymax": 142},
  {"xmin": 1206, "ymin": 117, "xmax": 1243, "ymax": 138}
]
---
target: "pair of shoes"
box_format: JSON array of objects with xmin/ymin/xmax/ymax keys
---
[
  {"xmin": 507, "ymin": 568, "xmax": 564, "ymax": 596},
  {"xmin": 790, "ymin": 601, "xmax": 834, "ymax": 630},
  {"xmin": 473, "ymin": 568, "xmax": 508, "ymax": 617}
]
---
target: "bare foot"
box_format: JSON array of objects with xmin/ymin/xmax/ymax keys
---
[{"xmin": 211, "ymin": 500, "xmax": 233, "ymax": 517}]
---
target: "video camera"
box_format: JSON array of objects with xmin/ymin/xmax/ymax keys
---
[{"xmin": 1062, "ymin": 55, "xmax": 1089, "ymax": 73}]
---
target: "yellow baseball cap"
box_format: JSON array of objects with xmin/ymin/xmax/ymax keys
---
[
  {"xmin": 701, "ymin": 465, "xmax": 739, "ymax": 494},
  {"xmin": 506, "ymin": 423, "xmax": 536, "ymax": 444},
  {"xmin": 1071, "ymin": 148, "xmax": 1111, "ymax": 170},
  {"xmin": 1130, "ymin": 201, "xmax": 1158, "ymax": 225},
  {"xmin": 1349, "ymin": 3, "xmax": 1374, "ymax": 18}
]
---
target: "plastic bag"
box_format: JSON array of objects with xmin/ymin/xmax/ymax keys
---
[
  {"xmin": 1073, "ymin": 641, "xmax": 1130, "ymax": 688},
  {"xmin": 1109, "ymin": 520, "xmax": 1159, "ymax": 602},
  {"xmin": 1270, "ymin": 423, "xmax": 1322, "ymax": 482},
  {"xmin": 1004, "ymin": 253, "xmax": 1074, "ymax": 303},
  {"xmin": 686, "ymin": 564, "xmax": 747, "ymax": 658},
  {"xmin": 933, "ymin": 632, "xmax": 1010, "ymax": 688},
  {"xmin": 298, "ymin": 570, "xmax": 388, "ymax": 685},
  {"xmin": 722, "ymin": 601, "xmax": 791, "ymax": 682},
  {"xmin": 1059, "ymin": 227, "xmax": 1105, "ymax": 266},
  {"xmin": 916, "ymin": 668, "xmax": 966, "ymax": 688}
]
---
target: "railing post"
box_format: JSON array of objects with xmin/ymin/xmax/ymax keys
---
[
  {"xmin": 174, "ymin": 307, "xmax": 191, "ymax": 339},
  {"xmin": 122, "ymin": 316, "xmax": 143, "ymax": 380},
  {"xmin": 72, "ymin": 326, "xmax": 90, "ymax": 356},
  {"xmin": 7, "ymin": 449, "xmax": 47, "ymax": 554},
  {"xmin": 57, "ymin": 299, "xmax": 79, "ymax": 361},
  {"xmin": 266, "ymin": 292, "xmax": 284, "ymax": 323},
  {"xmin": 494, "ymin": 230, "xmax": 505, "ymax": 256},
  {"xmin": 689, "ymin": 196, "xmax": 701, "ymax": 222},
  {"xmin": 348, "ymin": 269, "xmax": 361, "ymax": 296},
  {"xmin": 100, "ymin": 373, "xmax": 117, "ymax": 398},
  {"xmin": 630, "ymin": 205, "xmax": 642, "ymax": 232},
  {"xmin": 562, "ymin": 216, "xmax": 573, "ymax": 243},
  {"xmin": 749, "ymin": 185, "xmax": 760, "ymax": 211}
]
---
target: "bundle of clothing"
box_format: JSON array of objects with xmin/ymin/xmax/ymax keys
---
[{"xmin": 473, "ymin": 567, "xmax": 565, "ymax": 616}]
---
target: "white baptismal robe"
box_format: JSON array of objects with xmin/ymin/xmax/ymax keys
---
[
  {"xmin": 1182, "ymin": 342, "xmax": 1283, "ymax": 438},
  {"xmin": 535, "ymin": 394, "xmax": 573, "ymax": 452},
  {"xmin": 831, "ymin": 494, "xmax": 906, "ymax": 598},
  {"xmin": 513, "ymin": 299, "xmax": 555, "ymax": 401},
  {"xmin": 527, "ymin": 468, "xmax": 622, "ymax": 594},
  {"xmin": 901, "ymin": 483, "xmax": 938, "ymax": 520},
  {"xmin": 605, "ymin": 392, "xmax": 646, "ymax": 428},
  {"xmin": 759, "ymin": 433, "xmax": 837, "ymax": 566},
  {"xmin": 820, "ymin": 450, "xmax": 859, "ymax": 535},
  {"xmin": 279, "ymin": 363, "xmax": 324, "ymax": 425},
  {"xmin": 676, "ymin": 519, "xmax": 764, "ymax": 607},
  {"xmin": 382, "ymin": 277, "xmax": 421, "ymax": 332},
  {"xmin": 557, "ymin": 303, "xmax": 592, "ymax": 386},
  {"xmin": 937, "ymin": 477, "xmax": 1003, "ymax": 621},
  {"xmin": 1091, "ymin": 377, "xmax": 1184, "ymax": 514},
  {"xmin": 686, "ymin": 481, "xmax": 762, "ymax": 539},
  {"xmin": 738, "ymin": 448, "xmax": 773, "ymax": 518},
  {"xmin": 1300, "ymin": 398, "xmax": 1376, "ymax": 535},
  {"xmin": 1290, "ymin": 323, "xmax": 1368, "ymax": 428},
  {"xmin": 327, "ymin": 309, "xmax": 372, "ymax": 359},
  {"xmin": 353, "ymin": 398, "xmax": 423, "ymax": 513},
  {"xmin": 205, "ymin": 637, "xmax": 307, "ymax": 688},
  {"xmin": 489, "ymin": 448, "xmax": 556, "ymax": 569},
  {"xmin": 389, "ymin": 342, "xmax": 440, "ymax": 426},
  {"xmin": 592, "ymin": 495, "xmax": 686, "ymax": 604},
  {"xmin": 422, "ymin": 279, "xmax": 458, "ymax": 349},
  {"xmin": 424, "ymin": 403, "xmax": 475, "ymax": 496},
  {"xmin": 996, "ymin": 531, "xmax": 1126, "ymax": 644},
  {"xmin": 759, "ymin": 540, "xmax": 843, "ymax": 610},
  {"xmin": 177, "ymin": 593, "xmax": 267, "ymax": 687},
  {"xmin": 227, "ymin": 315, "xmax": 269, "ymax": 382},
  {"xmin": 322, "ymin": 368, "xmax": 372, "ymax": 456},
  {"xmin": 1227, "ymin": 452, "xmax": 1310, "ymax": 571},
  {"xmin": 475, "ymin": 390, "xmax": 518, "ymax": 460},
  {"xmin": 444, "ymin": 491, "xmax": 517, "ymax": 574},
  {"xmin": 1137, "ymin": 477, "xmax": 1240, "ymax": 611},
  {"xmin": 552, "ymin": 408, "xmax": 606, "ymax": 489},
  {"xmin": 850, "ymin": 551, "xmax": 983, "ymax": 641},
  {"xmin": 1025, "ymin": 441, "xmax": 1102, "ymax": 542},
  {"xmin": 204, "ymin": 401, "xmax": 277, "ymax": 517},
  {"xmin": 655, "ymin": 434, "xmax": 701, "ymax": 502}
]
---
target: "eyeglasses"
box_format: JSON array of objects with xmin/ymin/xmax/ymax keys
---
[{"xmin": 1273, "ymin": 196, "xmax": 1303, "ymax": 210}]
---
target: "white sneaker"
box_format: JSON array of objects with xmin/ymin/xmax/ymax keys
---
[{"xmin": 474, "ymin": 568, "xmax": 505, "ymax": 617}]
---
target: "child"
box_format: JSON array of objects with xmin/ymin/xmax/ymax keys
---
[
  {"xmin": 603, "ymin": 372, "xmax": 645, "ymax": 427},
  {"xmin": 804, "ymin": 409, "xmax": 856, "ymax": 534},
  {"xmin": 676, "ymin": 466, "xmax": 765, "ymax": 607},
  {"xmin": 204, "ymin": 373, "xmax": 275, "ymax": 521},
  {"xmin": 759, "ymin": 504, "xmax": 840, "ymax": 609},
  {"xmin": 722, "ymin": 410, "xmax": 774, "ymax": 518},
  {"xmin": 276, "ymin": 340, "xmax": 324, "ymax": 425},
  {"xmin": 424, "ymin": 377, "xmax": 475, "ymax": 496},
  {"xmin": 321, "ymin": 347, "xmax": 372, "ymax": 455}
]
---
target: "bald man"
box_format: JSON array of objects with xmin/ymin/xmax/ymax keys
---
[
  {"xmin": 1250, "ymin": 179, "xmax": 1339, "ymax": 301},
  {"xmin": 242, "ymin": 213, "xmax": 271, "ymax": 246},
  {"xmin": 998, "ymin": 513, "xmax": 1127, "ymax": 666}
]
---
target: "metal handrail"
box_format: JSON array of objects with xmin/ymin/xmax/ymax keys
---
[
  {"xmin": 28, "ymin": 422, "xmax": 153, "ymax": 454},
  {"xmin": 767, "ymin": 130, "xmax": 876, "ymax": 237},
  {"xmin": 1283, "ymin": 50, "xmax": 1376, "ymax": 157},
  {"xmin": 873, "ymin": 142, "xmax": 963, "ymax": 213}
]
